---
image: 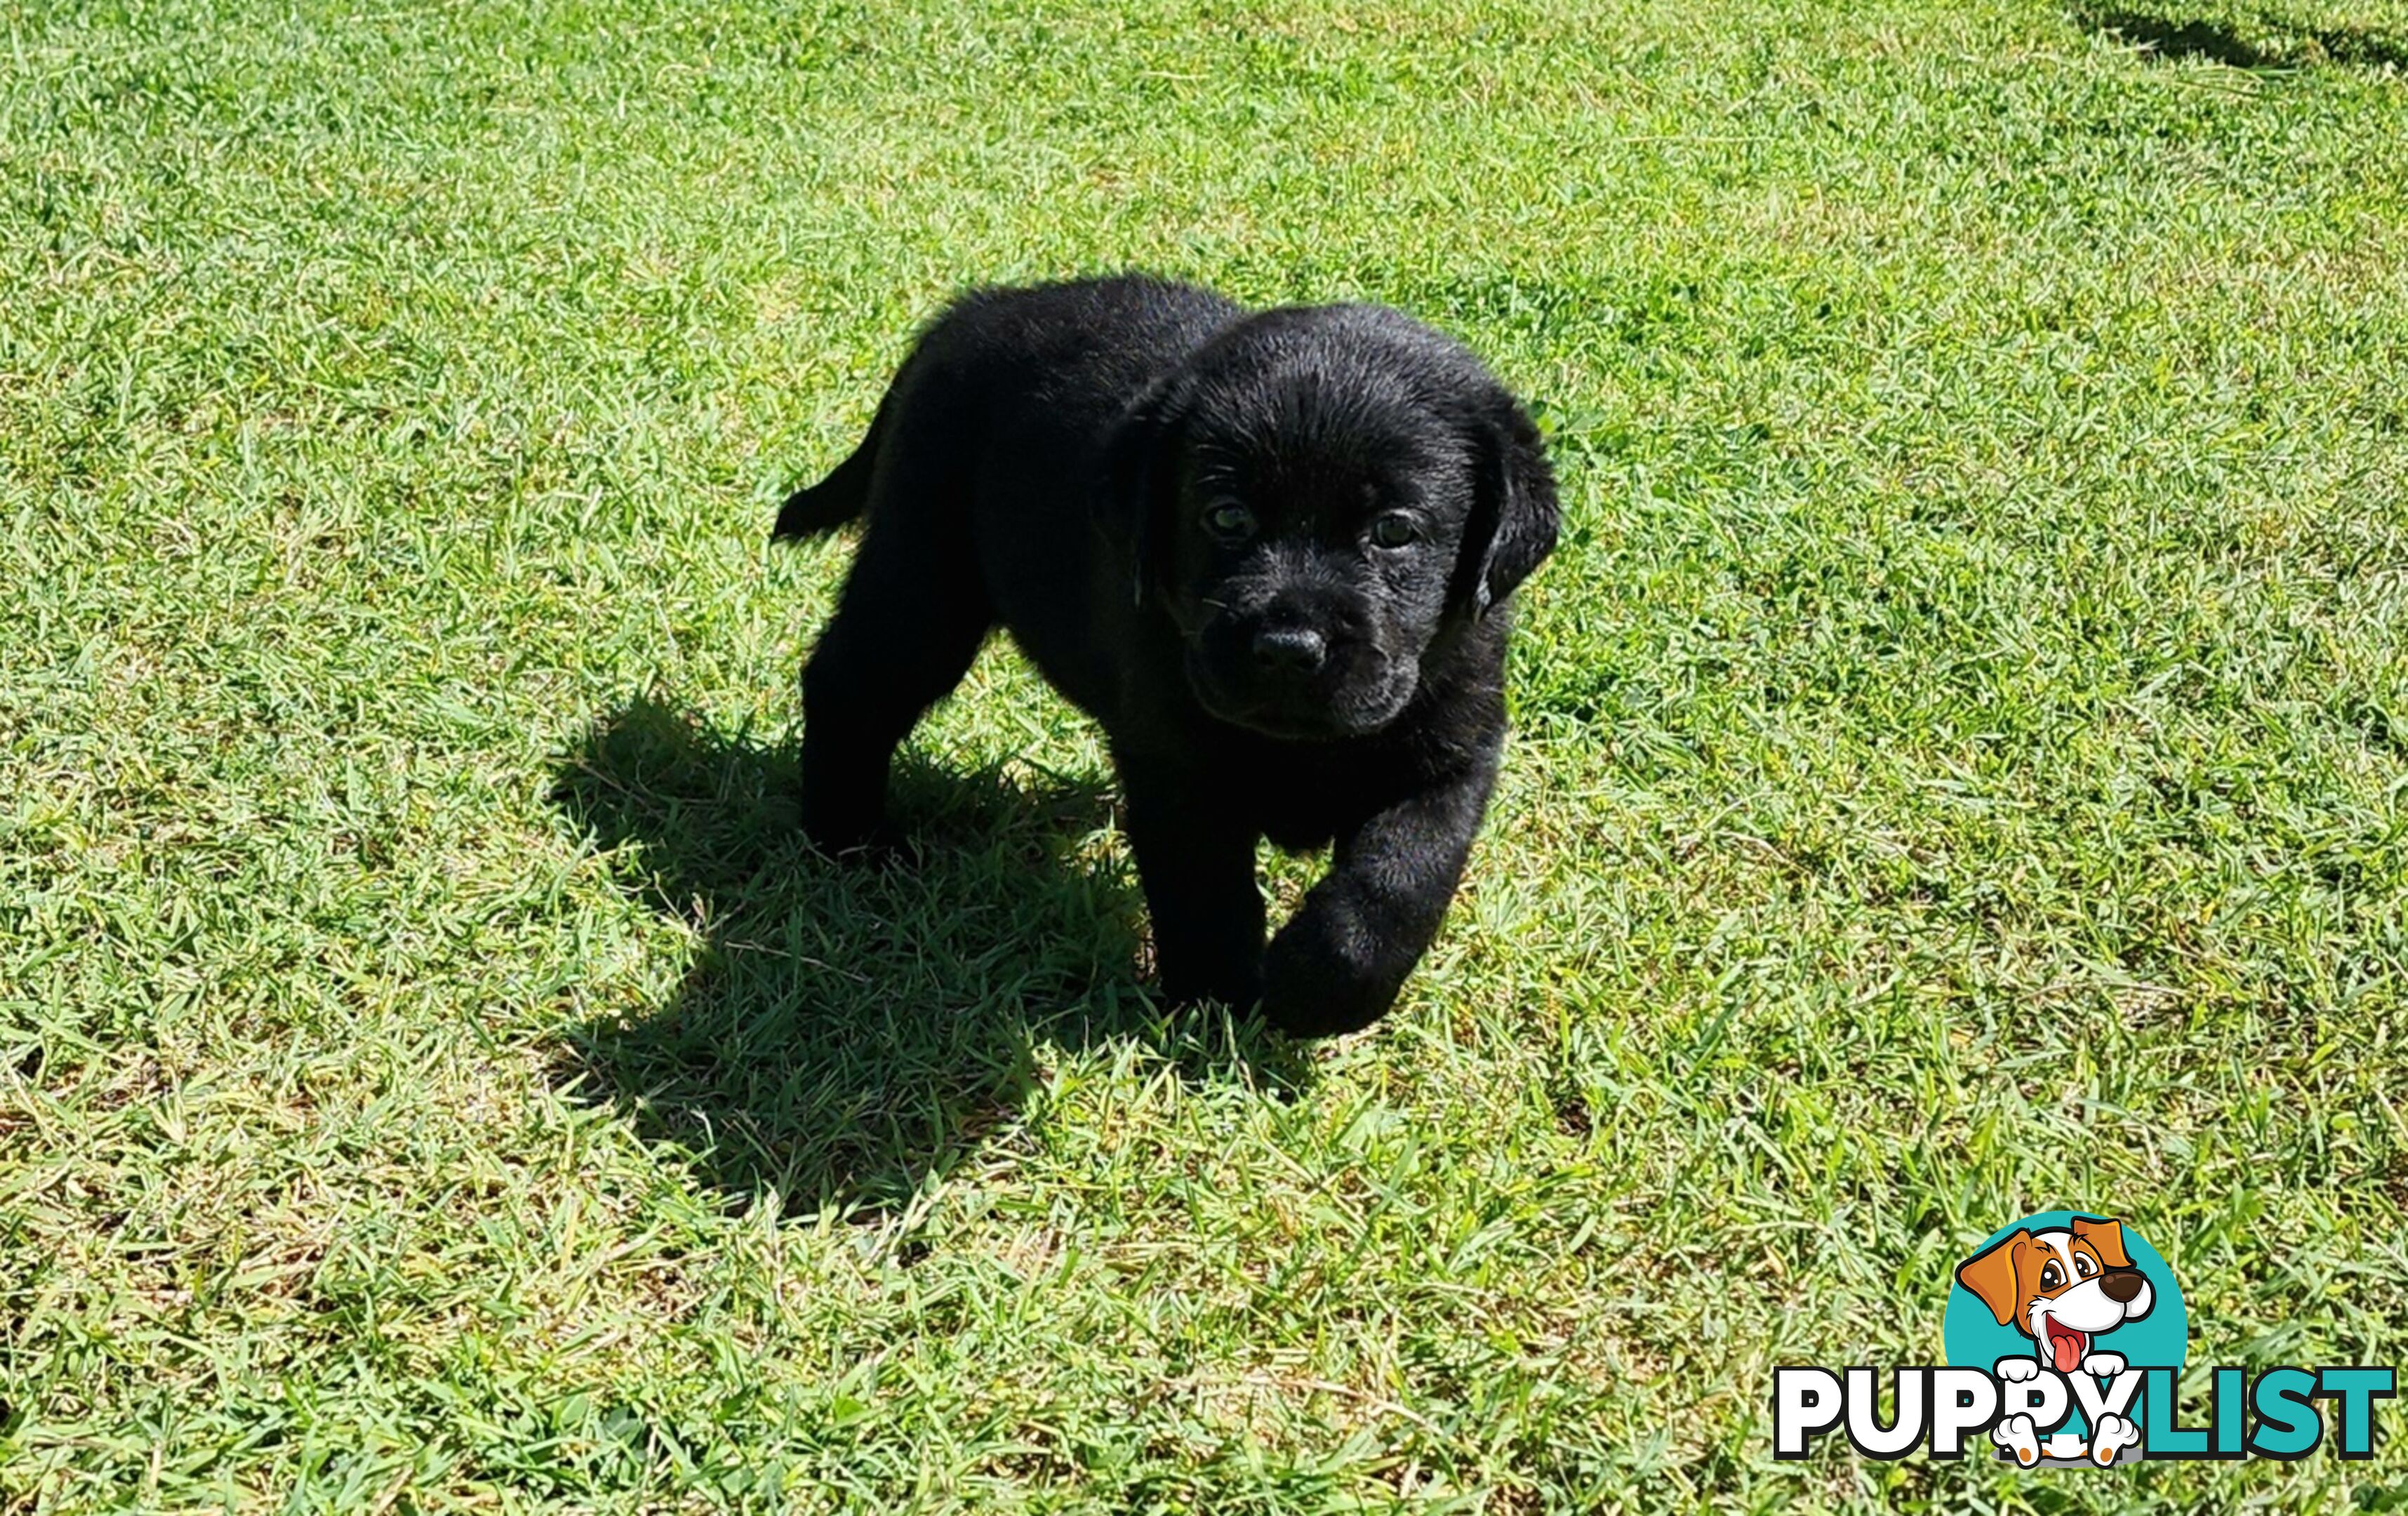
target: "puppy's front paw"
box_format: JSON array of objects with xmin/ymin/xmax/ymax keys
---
[
  {"xmin": 1994, "ymin": 1357, "xmax": 2042, "ymax": 1384},
  {"xmin": 2082, "ymin": 1351, "xmax": 2126, "ymax": 1379},
  {"xmin": 1260, "ymin": 913, "xmax": 1402, "ymax": 1039}
]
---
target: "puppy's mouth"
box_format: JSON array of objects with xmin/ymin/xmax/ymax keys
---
[
  {"xmin": 1217, "ymin": 707, "xmax": 1354, "ymax": 740},
  {"xmin": 2041, "ymin": 1317, "xmax": 2089, "ymax": 1374},
  {"xmin": 1183, "ymin": 645, "xmax": 1416, "ymax": 741},
  {"xmin": 1192, "ymin": 683, "xmax": 1403, "ymax": 741}
]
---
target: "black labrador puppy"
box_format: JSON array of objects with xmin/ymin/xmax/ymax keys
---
[{"xmin": 774, "ymin": 274, "xmax": 1557, "ymax": 1037}]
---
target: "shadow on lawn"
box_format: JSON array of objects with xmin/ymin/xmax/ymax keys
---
[
  {"xmin": 2080, "ymin": 6, "xmax": 2408, "ymax": 69},
  {"xmin": 550, "ymin": 696, "xmax": 1309, "ymax": 1218}
]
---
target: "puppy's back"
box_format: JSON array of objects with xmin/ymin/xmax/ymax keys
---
[
  {"xmin": 777, "ymin": 277, "xmax": 1241, "ymax": 718},
  {"xmin": 915, "ymin": 275, "xmax": 1239, "ymax": 443},
  {"xmin": 785, "ymin": 277, "xmax": 1234, "ymax": 533}
]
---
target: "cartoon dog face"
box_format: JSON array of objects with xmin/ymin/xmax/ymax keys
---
[{"xmin": 1956, "ymin": 1217, "xmax": 2155, "ymax": 1375}]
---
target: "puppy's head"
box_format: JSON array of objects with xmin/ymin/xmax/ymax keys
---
[
  {"xmin": 1956, "ymin": 1218, "xmax": 2155, "ymax": 1374},
  {"xmin": 1104, "ymin": 304, "xmax": 1557, "ymax": 741}
]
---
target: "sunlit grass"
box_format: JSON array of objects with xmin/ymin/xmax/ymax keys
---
[{"xmin": 4, "ymin": 0, "xmax": 2406, "ymax": 1507}]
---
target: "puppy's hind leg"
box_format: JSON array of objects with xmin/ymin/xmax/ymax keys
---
[{"xmin": 798, "ymin": 501, "xmax": 992, "ymax": 855}]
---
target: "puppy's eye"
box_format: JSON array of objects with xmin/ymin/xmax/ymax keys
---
[
  {"xmin": 1369, "ymin": 512, "xmax": 1418, "ymax": 549},
  {"xmin": 1202, "ymin": 501, "xmax": 1256, "ymax": 540},
  {"xmin": 2040, "ymin": 1263, "xmax": 2062, "ymax": 1289},
  {"xmin": 2076, "ymin": 1256, "xmax": 2096, "ymax": 1278}
]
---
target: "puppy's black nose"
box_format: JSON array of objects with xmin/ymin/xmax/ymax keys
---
[
  {"xmin": 2100, "ymin": 1269, "xmax": 2145, "ymax": 1303},
  {"xmin": 1252, "ymin": 625, "xmax": 1326, "ymax": 674}
]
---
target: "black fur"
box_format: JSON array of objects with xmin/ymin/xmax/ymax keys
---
[{"xmin": 776, "ymin": 274, "xmax": 1558, "ymax": 1037}]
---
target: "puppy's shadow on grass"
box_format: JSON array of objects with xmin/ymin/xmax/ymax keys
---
[
  {"xmin": 550, "ymin": 696, "xmax": 1311, "ymax": 1218},
  {"xmin": 2080, "ymin": 5, "xmax": 2408, "ymax": 69}
]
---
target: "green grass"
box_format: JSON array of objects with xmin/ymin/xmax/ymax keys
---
[{"xmin": 5, "ymin": 0, "xmax": 2407, "ymax": 1507}]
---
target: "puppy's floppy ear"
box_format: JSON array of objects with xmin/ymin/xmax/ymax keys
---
[
  {"xmin": 1098, "ymin": 368, "xmax": 1194, "ymax": 609},
  {"xmin": 2070, "ymin": 1216, "xmax": 2133, "ymax": 1271},
  {"xmin": 1454, "ymin": 387, "xmax": 1560, "ymax": 618},
  {"xmin": 1957, "ymin": 1230, "xmax": 2033, "ymax": 1329}
]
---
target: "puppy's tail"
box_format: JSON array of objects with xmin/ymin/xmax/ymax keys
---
[{"xmin": 772, "ymin": 400, "xmax": 888, "ymax": 540}]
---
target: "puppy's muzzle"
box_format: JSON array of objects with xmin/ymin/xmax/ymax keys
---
[{"xmin": 1251, "ymin": 625, "xmax": 1327, "ymax": 674}]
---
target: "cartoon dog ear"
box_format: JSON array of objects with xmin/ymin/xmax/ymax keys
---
[
  {"xmin": 2070, "ymin": 1216, "xmax": 2134, "ymax": 1271},
  {"xmin": 1957, "ymin": 1230, "xmax": 2033, "ymax": 1328},
  {"xmin": 1454, "ymin": 388, "xmax": 1560, "ymax": 618},
  {"xmin": 1098, "ymin": 368, "xmax": 1196, "ymax": 609}
]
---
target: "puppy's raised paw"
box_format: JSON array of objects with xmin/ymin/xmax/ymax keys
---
[{"xmin": 1260, "ymin": 906, "xmax": 1404, "ymax": 1039}]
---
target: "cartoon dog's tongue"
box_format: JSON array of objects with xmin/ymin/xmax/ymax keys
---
[{"xmin": 2046, "ymin": 1319, "xmax": 2088, "ymax": 1374}]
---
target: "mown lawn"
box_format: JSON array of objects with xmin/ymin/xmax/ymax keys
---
[{"xmin": 5, "ymin": 0, "xmax": 2407, "ymax": 1508}]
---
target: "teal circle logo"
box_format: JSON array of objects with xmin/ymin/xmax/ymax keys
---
[{"xmin": 1944, "ymin": 1211, "xmax": 2186, "ymax": 1463}]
